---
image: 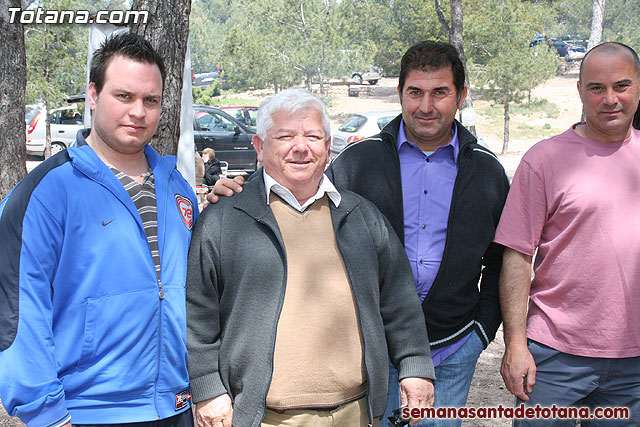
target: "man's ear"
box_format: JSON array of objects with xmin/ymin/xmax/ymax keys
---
[
  {"xmin": 457, "ymin": 85, "xmax": 468, "ymax": 109},
  {"xmin": 252, "ymin": 134, "xmax": 265, "ymax": 163},
  {"xmin": 87, "ymin": 82, "xmax": 98, "ymax": 111}
]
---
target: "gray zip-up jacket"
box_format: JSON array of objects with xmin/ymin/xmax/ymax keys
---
[{"xmin": 186, "ymin": 172, "xmax": 434, "ymax": 427}]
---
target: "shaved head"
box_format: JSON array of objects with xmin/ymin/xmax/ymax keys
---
[{"xmin": 580, "ymin": 42, "xmax": 640, "ymax": 83}]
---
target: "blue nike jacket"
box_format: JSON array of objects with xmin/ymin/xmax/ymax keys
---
[{"xmin": 0, "ymin": 130, "xmax": 198, "ymax": 426}]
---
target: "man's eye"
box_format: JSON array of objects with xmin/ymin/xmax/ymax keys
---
[
  {"xmin": 145, "ymin": 98, "xmax": 159, "ymax": 105},
  {"xmin": 118, "ymin": 94, "xmax": 130, "ymax": 99}
]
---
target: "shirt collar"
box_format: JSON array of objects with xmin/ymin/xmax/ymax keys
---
[
  {"xmin": 263, "ymin": 170, "xmax": 341, "ymax": 212},
  {"xmin": 397, "ymin": 120, "xmax": 460, "ymax": 161}
]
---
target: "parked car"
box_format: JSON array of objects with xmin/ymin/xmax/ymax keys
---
[
  {"xmin": 193, "ymin": 71, "xmax": 219, "ymax": 87},
  {"xmin": 331, "ymin": 110, "xmax": 400, "ymax": 158},
  {"xmin": 218, "ymin": 106, "xmax": 258, "ymax": 129},
  {"xmin": 351, "ymin": 67, "xmax": 383, "ymax": 85},
  {"xmin": 193, "ymin": 104, "xmax": 257, "ymax": 173},
  {"xmin": 25, "ymin": 103, "xmax": 84, "ymax": 158},
  {"xmin": 565, "ymin": 43, "xmax": 587, "ymax": 62}
]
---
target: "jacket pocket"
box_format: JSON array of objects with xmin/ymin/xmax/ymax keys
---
[{"xmin": 65, "ymin": 290, "xmax": 159, "ymax": 398}]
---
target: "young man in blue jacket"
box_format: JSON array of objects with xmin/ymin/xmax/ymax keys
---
[{"xmin": 0, "ymin": 32, "xmax": 197, "ymax": 427}]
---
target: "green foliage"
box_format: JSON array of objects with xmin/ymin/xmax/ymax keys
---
[
  {"xmin": 25, "ymin": 0, "xmax": 95, "ymax": 107},
  {"xmin": 192, "ymin": 81, "xmax": 223, "ymax": 104},
  {"xmin": 358, "ymin": 0, "xmax": 444, "ymax": 76},
  {"xmin": 465, "ymin": 0, "xmax": 559, "ymax": 148},
  {"xmin": 189, "ymin": 0, "xmax": 236, "ymax": 73},
  {"xmin": 603, "ymin": 0, "xmax": 640, "ymax": 52},
  {"xmin": 212, "ymin": 0, "xmax": 379, "ymax": 91}
]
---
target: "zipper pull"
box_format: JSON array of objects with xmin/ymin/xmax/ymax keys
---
[{"xmin": 158, "ymin": 279, "xmax": 165, "ymax": 299}]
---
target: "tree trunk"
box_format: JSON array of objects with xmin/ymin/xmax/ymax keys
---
[
  {"xmin": 441, "ymin": 0, "xmax": 477, "ymax": 136},
  {"xmin": 0, "ymin": 0, "xmax": 27, "ymax": 199},
  {"xmin": 306, "ymin": 72, "xmax": 313, "ymax": 92},
  {"xmin": 587, "ymin": 0, "xmax": 606, "ymax": 51},
  {"xmin": 502, "ymin": 98, "xmax": 510, "ymax": 154},
  {"xmin": 130, "ymin": 0, "xmax": 192, "ymax": 156}
]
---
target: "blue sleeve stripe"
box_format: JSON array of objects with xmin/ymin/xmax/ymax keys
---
[{"xmin": 0, "ymin": 151, "xmax": 71, "ymax": 351}]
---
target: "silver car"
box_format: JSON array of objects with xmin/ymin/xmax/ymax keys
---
[{"xmin": 331, "ymin": 110, "xmax": 400, "ymax": 158}]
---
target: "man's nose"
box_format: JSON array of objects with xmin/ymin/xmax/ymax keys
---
[
  {"xmin": 603, "ymin": 88, "xmax": 618, "ymax": 105},
  {"xmin": 419, "ymin": 94, "xmax": 434, "ymax": 113},
  {"xmin": 291, "ymin": 135, "xmax": 309, "ymax": 151},
  {"xmin": 129, "ymin": 99, "xmax": 146, "ymax": 118}
]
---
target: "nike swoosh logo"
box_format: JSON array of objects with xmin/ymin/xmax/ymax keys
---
[{"xmin": 102, "ymin": 219, "xmax": 114, "ymax": 226}]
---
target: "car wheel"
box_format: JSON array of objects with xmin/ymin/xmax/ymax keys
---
[
  {"xmin": 50, "ymin": 141, "xmax": 67, "ymax": 156},
  {"xmin": 368, "ymin": 80, "xmax": 378, "ymax": 85},
  {"xmin": 352, "ymin": 74, "xmax": 363, "ymax": 85}
]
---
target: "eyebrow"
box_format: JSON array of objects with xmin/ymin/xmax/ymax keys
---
[
  {"xmin": 586, "ymin": 79, "xmax": 633, "ymax": 88},
  {"xmin": 113, "ymin": 88, "xmax": 162, "ymax": 99},
  {"xmin": 405, "ymin": 85, "xmax": 452, "ymax": 92}
]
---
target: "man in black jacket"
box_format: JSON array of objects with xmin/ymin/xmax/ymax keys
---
[
  {"xmin": 210, "ymin": 41, "xmax": 509, "ymax": 426},
  {"xmin": 327, "ymin": 41, "xmax": 509, "ymax": 426}
]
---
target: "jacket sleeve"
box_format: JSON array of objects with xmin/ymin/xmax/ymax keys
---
[
  {"xmin": 185, "ymin": 209, "xmax": 227, "ymax": 403},
  {"xmin": 474, "ymin": 171, "xmax": 510, "ymax": 348},
  {"xmin": 371, "ymin": 204, "xmax": 436, "ymax": 382},
  {"xmin": 203, "ymin": 163, "xmax": 221, "ymax": 187},
  {"xmin": 474, "ymin": 241, "xmax": 504, "ymax": 347},
  {"xmin": 0, "ymin": 193, "xmax": 71, "ymax": 427}
]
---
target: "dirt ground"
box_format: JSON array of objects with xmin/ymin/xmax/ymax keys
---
[{"xmin": 2, "ymin": 69, "xmax": 584, "ymax": 426}]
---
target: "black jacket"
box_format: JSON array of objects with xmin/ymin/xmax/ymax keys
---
[
  {"xmin": 204, "ymin": 158, "xmax": 223, "ymax": 186},
  {"xmin": 327, "ymin": 115, "xmax": 510, "ymax": 349}
]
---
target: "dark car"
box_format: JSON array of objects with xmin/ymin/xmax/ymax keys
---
[{"xmin": 193, "ymin": 104, "xmax": 257, "ymax": 173}]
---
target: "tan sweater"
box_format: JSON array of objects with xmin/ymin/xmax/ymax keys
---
[{"xmin": 266, "ymin": 195, "xmax": 366, "ymax": 409}]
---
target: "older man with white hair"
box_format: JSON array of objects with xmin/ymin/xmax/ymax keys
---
[{"xmin": 186, "ymin": 88, "xmax": 435, "ymax": 427}]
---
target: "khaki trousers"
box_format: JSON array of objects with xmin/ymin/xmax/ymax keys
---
[{"xmin": 261, "ymin": 396, "xmax": 379, "ymax": 427}]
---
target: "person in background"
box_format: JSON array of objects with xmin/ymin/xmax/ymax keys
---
[
  {"xmin": 195, "ymin": 149, "xmax": 205, "ymax": 186},
  {"xmin": 202, "ymin": 147, "xmax": 222, "ymax": 186}
]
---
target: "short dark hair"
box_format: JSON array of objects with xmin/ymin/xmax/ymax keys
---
[
  {"xmin": 90, "ymin": 32, "xmax": 166, "ymax": 94},
  {"xmin": 579, "ymin": 42, "xmax": 640, "ymax": 82},
  {"xmin": 399, "ymin": 41, "xmax": 466, "ymax": 100}
]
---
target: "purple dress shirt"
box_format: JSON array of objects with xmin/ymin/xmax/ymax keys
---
[{"xmin": 397, "ymin": 121, "xmax": 470, "ymax": 366}]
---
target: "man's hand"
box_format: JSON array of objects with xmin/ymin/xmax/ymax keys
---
[
  {"xmin": 501, "ymin": 343, "xmax": 536, "ymax": 401},
  {"xmin": 206, "ymin": 176, "xmax": 245, "ymax": 204},
  {"xmin": 400, "ymin": 377, "xmax": 434, "ymax": 426},
  {"xmin": 195, "ymin": 393, "xmax": 233, "ymax": 427}
]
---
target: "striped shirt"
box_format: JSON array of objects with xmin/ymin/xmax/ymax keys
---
[{"xmin": 111, "ymin": 168, "xmax": 162, "ymax": 283}]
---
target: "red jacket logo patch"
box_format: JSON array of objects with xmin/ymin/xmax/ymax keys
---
[{"xmin": 175, "ymin": 194, "xmax": 194, "ymax": 230}]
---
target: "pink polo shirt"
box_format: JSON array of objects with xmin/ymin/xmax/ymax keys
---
[{"xmin": 494, "ymin": 124, "xmax": 640, "ymax": 358}]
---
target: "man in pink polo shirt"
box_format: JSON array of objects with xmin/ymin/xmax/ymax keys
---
[{"xmin": 495, "ymin": 42, "xmax": 640, "ymax": 426}]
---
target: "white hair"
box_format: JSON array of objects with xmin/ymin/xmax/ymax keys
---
[{"xmin": 256, "ymin": 88, "xmax": 331, "ymax": 140}]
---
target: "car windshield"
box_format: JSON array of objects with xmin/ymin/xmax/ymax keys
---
[
  {"xmin": 376, "ymin": 116, "xmax": 395, "ymax": 130},
  {"xmin": 338, "ymin": 115, "xmax": 367, "ymax": 132}
]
